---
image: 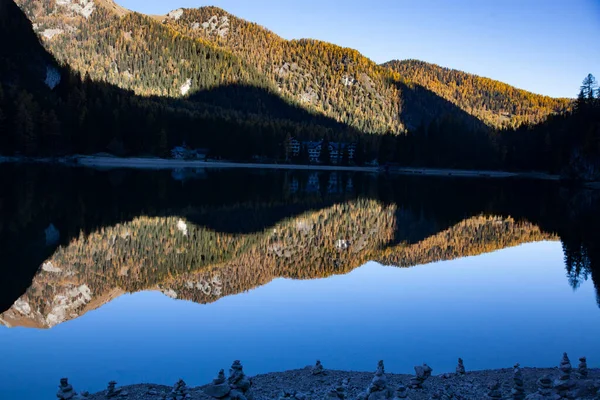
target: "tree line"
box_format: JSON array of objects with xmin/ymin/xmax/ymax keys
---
[{"xmin": 1, "ymin": 0, "xmax": 599, "ymax": 181}]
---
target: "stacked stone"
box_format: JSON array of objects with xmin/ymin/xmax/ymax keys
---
[
  {"xmin": 327, "ymin": 379, "xmax": 349, "ymax": 399},
  {"xmin": 56, "ymin": 378, "xmax": 76, "ymax": 400},
  {"xmin": 312, "ymin": 360, "xmax": 326, "ymax": 376},
  {"xmin": 486, "ymin": 381, "xmax": 502, "ymax": 400},
  {"xmin": 228, "ymin": 360, "xmax": 252, "ymax": 400},
  {"xmin": 204, "ymin": 370, "xmax": 231, "ymax": 399},
  {"xmin": 511, "ymin": 363, "xmax": 526, "ymax": 400},
  {"xmin": 554, "ymin": 353, "xmax": 576, "ymax": 398},
  {"xmin": 456, "ymin": 358, "xmax": 466, "ymax": 375},
  {"xmin": 393, "ymin": 384, "xmax": 408, "ymax": 399},
  {"xmin": 539, "ymin": 375, "xmax": 554, "ymax": 397},
  {"xmin": 106, "ymin": 381, "xmax": 122, "ymax": 398},
  {"xmin": 358, "ymin": 360, "xmax": 393, "ymax": 400},
  {"xmin": 166, "ymin": 379, "xmax": 190, "ymax": 400},
  {"xmin": 279, "ymin": 390, "xmax": 307, "ymax": 400},
  {"xmin": 409, "ymin": 364, "xmax": 432, "ymax": 389},
  {"xmin": 430, "ymin": 388, "xmax": 453, "ymax": 400},
  {"xmin": 579, "ymin": 357, "xmax": 588, "ymax": 379}
]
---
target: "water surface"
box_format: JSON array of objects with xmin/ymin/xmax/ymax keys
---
[{"xmin": 0, "ymin": 165, "xmax": 598, "ymax": 399}]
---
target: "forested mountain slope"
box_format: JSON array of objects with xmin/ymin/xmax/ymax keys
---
[
  {"xmin": 161, "ymin": 6, "xmax": 403, "ymax": 133},
  {"xmin": 13, "ymin": 0, "xmax": 569, "ymax": 135},
  {"xmin": 1, "ymin": 0, "xmax": 366, "ymax": 158},
  {"xmin": 385, "ymin": 59, "xmax": 571, "ymax": 128}
]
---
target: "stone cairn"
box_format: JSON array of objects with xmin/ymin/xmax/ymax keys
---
[
  {"xmin": 432, "ymin": 387, "xmax": 455, "ymax": 400},
  {"xmin": 166, "ymin": 379, "xmax": 190, "ymax": 400},
  {"xmin": 486, "ymin": 381, "xmax": 502, "ymax": 400},
  {"xmin": 204, "ymin": 361, "xmax": 252, "ymax": 400},
  {"xmin": 279, "ymin": 390, "xmax": 307, "ymax": 400},
  {"xmin": 578, "ymin": 357, "xmax": 588, "ymax": 379},
  {"xmin": 511, "ymin": 363, "xmax": 526, "ymax": 400},
  {"xmin": 535, "ymin": 375, "xmax": 554, "ymax": 398},
  {"xmin": 312, "ymin": 360, "xmax": 326, "ymax": 376},
  {"xmin": 228, "ymin": 360, "xmax": 252, "ymax": 400},
  {"xmin": 392, "ymin": 384, "xmax": 408, "ymax": 399},
  {"xmin": 554, "ymin": 353, "xmax": 576, "ymax": 398},
  {"xmin": 327, "ymin": 378, "xmax": 349, "ymax": 399},
  {"xmin": 106, "ymin": 381, "xmax": 122, "ymax": 398},
  {"xmin": 205, "ymin": 369, "xmax": 231, "ymax": 399},
  {"xmin": 455, "ymin": 358, "xmax": 465, "ymax": 376},
  {"xmin": 57, "ymin": 378, "xmax": 76, "ymax": 400},
  {"xmin": 358, "ymin": 360, "xmax": 393, "ymax": 400},
  {"xmin": 525, "ymin": 375, "xmax": 557, "ymax": 400},
  {"xmin": 409, "ymin": 364, "xmax": 433, "ymax": 389}
]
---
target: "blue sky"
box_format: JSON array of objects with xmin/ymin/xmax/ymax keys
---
[{"xmin": 118, "ymin": 0, "xmax": 600, "ymax": 98}]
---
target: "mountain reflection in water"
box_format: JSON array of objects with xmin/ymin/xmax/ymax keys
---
[{"xmin": 0, "ymin": 165, "xmax": 598, "ymax": 328}]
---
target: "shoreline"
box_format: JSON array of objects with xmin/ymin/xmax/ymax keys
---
[
  {"xmin": 0, "ymin": 155, "xmax": 567, "ymax": 180},
  {"xmin": 69, "ymin": 360, "xmax": 599, "ymax": 399}
]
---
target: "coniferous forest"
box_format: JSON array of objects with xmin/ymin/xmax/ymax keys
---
[{"xmin": 0, "ymin": 0, "xmax": 599, "ymax": 181}]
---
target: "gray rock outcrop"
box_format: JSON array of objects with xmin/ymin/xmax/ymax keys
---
[
  {"xmin": 512, "ymin": 363, "xmax": 526, "ymax": 400},
  {"xmin": 409, "ymin": 364, "xmax": 433, "ymax": 389},
  {"xmin": 456, "ymin": 358, "xmax": 465, "ymax": 375},
  {"xmin": 358, "ymin": 360, "xmax": 393, "ymax": 400}
]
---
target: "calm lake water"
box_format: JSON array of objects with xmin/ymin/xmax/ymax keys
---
[{"xmin": 0, "ymin": 165, "xmax": 599, "ymax": 399}]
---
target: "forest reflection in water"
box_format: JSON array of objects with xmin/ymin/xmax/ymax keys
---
[{"xmin": 0, "ymin": 165, "xmax": 598, "ymax": 324}]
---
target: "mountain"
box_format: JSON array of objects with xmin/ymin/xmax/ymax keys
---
[
  {"xmin": 1, "ymin": 0, "xmax": 367, "ymax": 159},
  {"xmin": 5, "ymin": 0, "xmax": 592, "ymax": 173},
  {"xmin": 384, "ymin": 59, "xmax": 571, "ymax": 128},
  {"xmin": 13, "ymin": 0, "xmax": 569, "ymax": 135}
]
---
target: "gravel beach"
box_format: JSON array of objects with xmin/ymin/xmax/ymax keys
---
[{"xmin": 63, "ymin": 358, "xmax": 599, "ymax": 400}]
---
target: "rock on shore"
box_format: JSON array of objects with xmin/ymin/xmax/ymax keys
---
[{"xmin": 80, "ymin": 360, "xmax": 600, "ymax": 400}]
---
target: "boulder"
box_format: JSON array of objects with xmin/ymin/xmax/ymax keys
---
[{"xmin": 204, "ymin": 383, "xmax": 231, "ymax": 399}]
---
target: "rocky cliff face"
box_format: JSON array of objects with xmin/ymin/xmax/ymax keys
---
[{"xmin": 0, "ymin": 199, "xmax": 555, "ymax": 329}]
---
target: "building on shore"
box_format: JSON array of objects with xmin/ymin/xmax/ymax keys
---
[{"xmin": 287, "ymin": 138, "xmax": 356, "ymax": 164}]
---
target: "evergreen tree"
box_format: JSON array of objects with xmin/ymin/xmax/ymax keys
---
[
  {"xmin": 157, "ymin": 128, "xmax": 169, "ymax": 158},
  {"xmin": 14, "ymin": 91, "xmax": 37, "ymax": 155},
  {"xmin": 581, "ymin": 74, "xmax": 598, "ymax": 100}
]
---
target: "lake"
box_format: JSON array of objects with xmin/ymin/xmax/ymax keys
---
[{"xmin": 0, "ymin": 165, "xmax": 598, "ymax": 399}]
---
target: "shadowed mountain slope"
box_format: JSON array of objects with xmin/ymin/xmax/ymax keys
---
[{"xmin": 385, "ymin": 59, "xmax": 571, "ymax": 128}]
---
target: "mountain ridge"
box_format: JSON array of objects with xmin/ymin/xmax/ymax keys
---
[{"xmin": 14, "ymin": 0, "xmax": 571, "ymax": 133}]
